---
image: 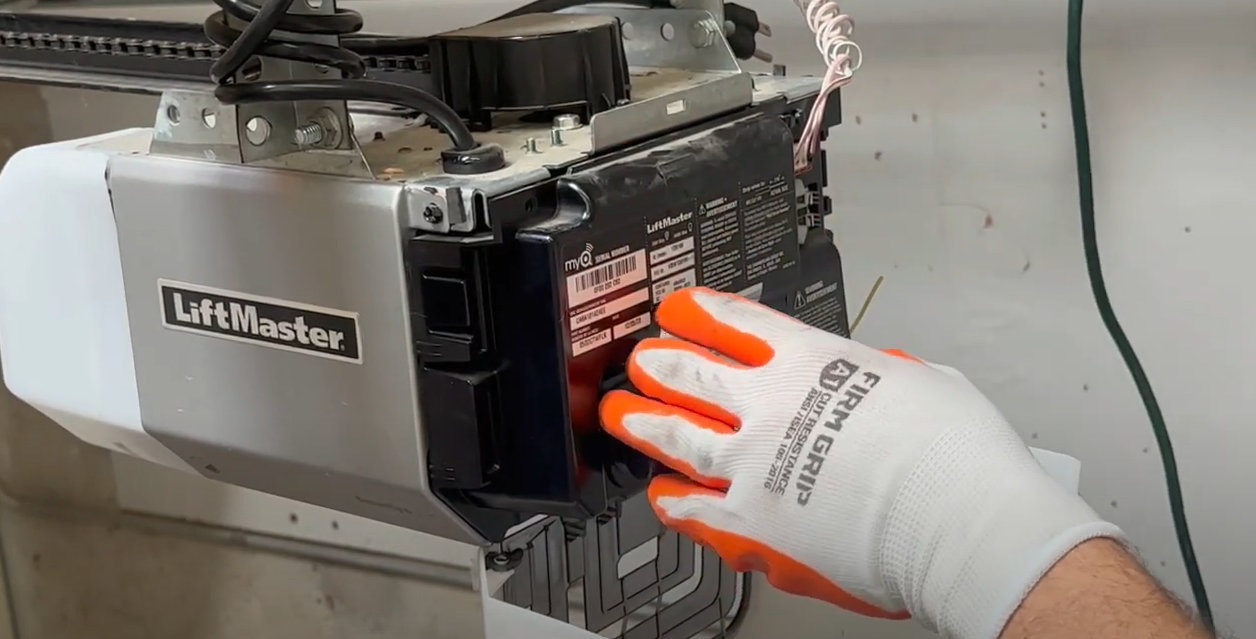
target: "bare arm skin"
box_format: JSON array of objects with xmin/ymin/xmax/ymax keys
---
[{"xmin": 1001, "ymin": 539, "xmax": 1213, "ymax": 639}]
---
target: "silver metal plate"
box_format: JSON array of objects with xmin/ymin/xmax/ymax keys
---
[
  {"xmin": 562, "ymin": 7, "xmax": 741, "ymax": 73},
  {"xmin": 151, "ymin": 90, "xmax": 373, "ymax": 178},
  {"xmin": 106, "ymin": 151, "xmax": 483, "ymax": 545}
]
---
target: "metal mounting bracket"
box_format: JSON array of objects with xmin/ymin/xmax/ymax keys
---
[
  {"xmin": 562, "ymin": 7, "xmax": 742, "ymax": 73},
  {"xmin": 150, "ymin": 90, "xmax": 372, "ymax": 178},
  {"xmin": 148, "ymin": 0, "xmax": 370, "ymax": 178}
]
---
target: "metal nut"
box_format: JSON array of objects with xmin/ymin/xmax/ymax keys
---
[
  {"xmin": 689, "ymin": 19, "xmax": 719, "ymax": 48},
  {"xmin": 294, "ymin": 108, "xmax": 345, "ymax": 149},
  {"xmin": 552, "ymin": 114, "xmax": 582, "ymax": 130}
]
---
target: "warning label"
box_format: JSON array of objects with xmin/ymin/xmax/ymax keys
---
[
  {"xmin": 645, "ymin": 168, "xmax": 799, "ymax": 309},
  {"xmin": 696, "ymin": 195, "xmax": 740, "ymax": 292},
  {"xmin": 791, "ymin": 278, "xmax": 845, "ymax": 335},
  {"xmin": 564, "ymin": 243, "xmax": 652, "ymax": 357}
]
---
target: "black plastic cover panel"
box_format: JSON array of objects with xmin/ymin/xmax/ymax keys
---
[{"xmin": 499, "ymin": 493, "xmax": 749, "ymax": 639}]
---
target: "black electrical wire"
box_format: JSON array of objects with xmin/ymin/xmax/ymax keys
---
[
  {"xmin": 204, "ymin": 0, "xmax": 477, "ymax": 151},
  {"xmin": 1065, "ymin": 0, "xmax": 1214, "ymax": 630},
  {"xmin": 202, "ymin": 0, "xmax": 664, "ymax": 149},
  {"xmin": 224, "ymin": 80, "xmax": 478, "ymax": 150}
]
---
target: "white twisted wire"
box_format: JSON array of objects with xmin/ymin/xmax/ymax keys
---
[{"xmin": 792, "ymin": 0, "xmax": 862, "ymax": 173}]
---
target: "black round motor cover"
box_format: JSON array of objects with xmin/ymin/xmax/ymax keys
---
[{"xmin": 429, "ymin": 13, "xmax": 631, "ymax": 122}]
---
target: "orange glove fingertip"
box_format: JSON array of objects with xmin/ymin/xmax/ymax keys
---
[
  {"xmin": 625, "ymin": 340, "xmax": 744, "ymax": 427},
  {"xmin": 655, "ymin": 288, "xmax": 776, "ymax": 367}
]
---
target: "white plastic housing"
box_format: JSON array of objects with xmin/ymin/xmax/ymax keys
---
[{"xmin": 0, "ymin": 131, "xmax": 193, "ymax": 472}]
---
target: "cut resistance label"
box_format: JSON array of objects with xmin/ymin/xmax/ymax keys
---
[{"xmin": 565, "ymin": 248, "xmax": 651, "ymax": 357}]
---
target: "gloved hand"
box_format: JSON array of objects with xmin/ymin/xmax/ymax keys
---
[{"xmin": 599, "ymin": 288, "xmax": 1123, "ymax": 639}]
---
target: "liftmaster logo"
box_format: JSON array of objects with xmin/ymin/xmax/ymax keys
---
[{"xmin": 159, "ymin": 280, "xmax": 363, "ymax": 364}]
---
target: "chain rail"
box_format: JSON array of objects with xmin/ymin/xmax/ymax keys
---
[{"xmin": 0, "ymin": 15, "xmax": 431, "ymax": 89}]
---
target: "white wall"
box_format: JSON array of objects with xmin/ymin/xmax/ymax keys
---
[
  {"xmin": 14, "ymin": 0, "xmax": 1256, "ymax": 637},
  {"xmin": 814, "ymin": 1, "xmax": 1256, "ymax": 637}
]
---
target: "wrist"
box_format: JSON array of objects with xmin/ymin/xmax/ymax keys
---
[
  {"xmin": 881, "ymin": 423, "xmax": 1124, "ymax": 639},
  {"xmin": 1001, "ymin": 538, "xmax": 1212, "ymax": 639}
]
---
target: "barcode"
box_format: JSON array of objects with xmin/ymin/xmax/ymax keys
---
[{"xmin": 573, "ymin": 254, "xmax": 639, "ymax": 294}]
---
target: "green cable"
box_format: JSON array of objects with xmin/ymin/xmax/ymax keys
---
[{"xmin": 1065, "ymin": 0, "xmax": 1214, "ymax": 630}]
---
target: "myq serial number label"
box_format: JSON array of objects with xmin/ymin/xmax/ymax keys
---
[{"xmin": 159, "ymin": 280, "xmax": 363, "ymax": 364}]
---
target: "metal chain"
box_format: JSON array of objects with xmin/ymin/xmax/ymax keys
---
[
  {"xmin": 0, "ymin": 30, "xmax": 220, "ymax": 59},
  {"xmin": 0, "ymin": 29, "xmax": 428, "ymax": 70}
]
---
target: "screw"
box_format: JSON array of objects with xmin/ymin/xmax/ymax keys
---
[
  {"xmin": 522, "ymin": 138, "xmax": 540, "ymax": 154},
  {"xmin": 689, "ymin": 19, "xmax": 719, "ymax": 48},
  {"xmin": 552, "ymin": 114, "xmax": 582, "ymax": 130},
  {"xmin": 486, "ymin": 550, "xmax": 521, "ymax": 572},
  {"xmin": 294, "ymin": 123, "xmax": 325, "ymax": 147},
  {"xmin": 550, "ymin": 128, "xmax": 565, "ymax": 147},
  {"xmin": 422, "ymin": 204, "xmax": 443, "ymax": 225}
]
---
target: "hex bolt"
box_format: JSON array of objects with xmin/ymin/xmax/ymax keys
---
[
  {"xmin": 422, "ymin": 204, "xmax": 444, "ymax": 225},
  {"xmin": 522, "ymin": 138, "xmax": 540, "ymax": 154},
  {"xmin": 294, "ymin": 123, "xmax": 326, "ymax": 147},
  {"xmin": 550, "ymin": 128, "xmax": 565, "ymax": 147},
  {"xmin": 689, "ymin": 19, "xmax": 719, "ymax": 48}
]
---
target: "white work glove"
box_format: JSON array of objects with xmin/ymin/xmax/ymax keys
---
[{"xmin": 599, "ymin": 287, "xmax": 1123, "ymax": 639}]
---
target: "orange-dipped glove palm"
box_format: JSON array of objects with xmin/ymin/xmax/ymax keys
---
[{"xmin": 599, "ymin": 287, "xmax": 1123, "ymax": 639}]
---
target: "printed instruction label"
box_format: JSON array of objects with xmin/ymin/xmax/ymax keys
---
[
  {"xmin": 644, "ymin": 167, "xmax": 798, "ymax": 308},
  {"xmin": 561, "ymin": 157, "xmax": 801, "ymax": 358},
  {"xmin": 644, "ymin": 208, "xmax": 698, "ymax": 305},
  {"xmin": 740, "ymin": 174, "xmax": 796, "ymax": 283}
]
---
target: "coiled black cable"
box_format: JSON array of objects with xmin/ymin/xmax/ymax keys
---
[{"xmin": 204, "ymin": 0, "xmax": 477, "ymax": 151}]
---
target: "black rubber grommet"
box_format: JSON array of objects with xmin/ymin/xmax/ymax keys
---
[{"xmin": 441, "ymin": 143, "xmax": 507, "ymax": 175}]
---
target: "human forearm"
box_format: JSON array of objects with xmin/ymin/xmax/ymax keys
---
[{"xmin": 1001, "ymin": 538, "xmax": 1212, "ymax": 639}]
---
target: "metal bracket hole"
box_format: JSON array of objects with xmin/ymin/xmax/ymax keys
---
[{"xmin": 245, "ymin": 117, "xmax": 272, "ymax": 146}]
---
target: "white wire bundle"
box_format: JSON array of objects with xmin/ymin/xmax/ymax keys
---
[{"xmin": 792, "ymin": 0, "xmax": 862, "ymax": 174}]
